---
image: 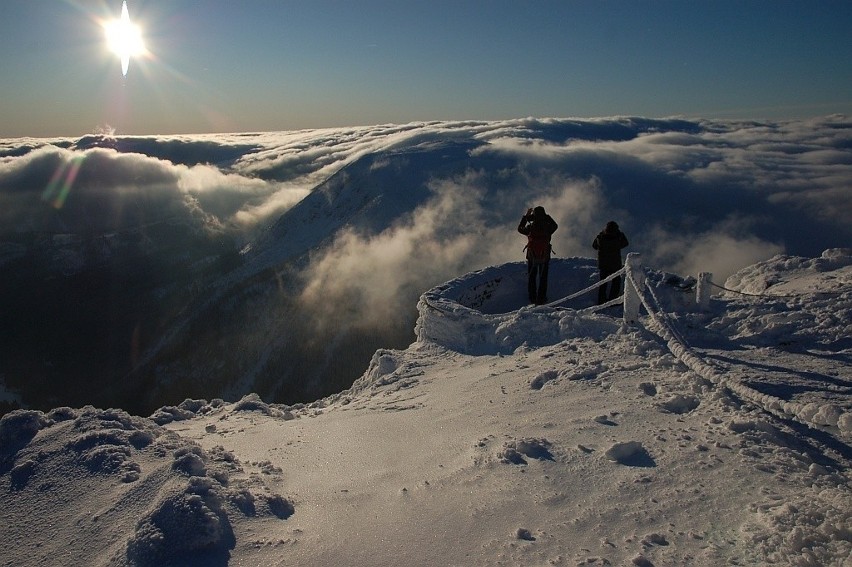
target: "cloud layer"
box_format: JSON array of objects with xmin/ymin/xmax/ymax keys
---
[
  {"xmin": 4, "ymin": 115, "xmax": 850, "ymax": 312},
  {"xmin": 1, "ymin": 116, "xmax": 849, "ymax": 408},
  {"xmin": 4, "ymin": 115, "xmax": 850, "ymax": 310}
]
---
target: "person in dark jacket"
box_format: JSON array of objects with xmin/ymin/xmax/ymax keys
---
[
  {"xmin": 592, "ymin": 221, "xmax": 629, "ymax": 305},
  {"xmin": 518, "ymin": 206, "xmax": 558, "ymax": 305}
]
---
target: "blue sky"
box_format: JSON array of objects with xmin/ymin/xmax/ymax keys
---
[{"xmin": 2, "ymin": 0, "xmax": 851, "ymax": 137}]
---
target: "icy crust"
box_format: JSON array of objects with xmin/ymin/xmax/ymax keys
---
[
  {"xmin": 322, "ymin": 313, "xmax": 852, "ymax": 566},
  {"xmin": 697, "ymin": 250, "xmax": 852, "ymax": 436},
  {"xmin": 725, "ymin": 418, "xmax": 852, "ymax": 565},
  {"xmin": 0, "ymin": 406, "xmax": 294, "ymax": 566},
  {"xmin": 2, "ymin": 249, "xmax": 851, "ymax": 566}
]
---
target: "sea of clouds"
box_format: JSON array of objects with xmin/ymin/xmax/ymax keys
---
[
  {"xmin": 1, "ymin": 115, "xmax": 849, "ymax": 407},
  {"xmin": 4, "ymin": 116, "xmax": 848, "ymax": 275}
]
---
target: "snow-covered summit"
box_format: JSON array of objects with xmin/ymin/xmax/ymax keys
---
[{"xmin": 2, "ymin": 250, "xmax": 849, "ymax": 566}]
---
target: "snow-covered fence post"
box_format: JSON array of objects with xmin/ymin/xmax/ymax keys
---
[
  {"xmin": 623, "ymin": 253, "xmax": 644, "ymax": 324},
  {"xmin": 696, "ymin": 272, "xmax": 713, "ymax": 311}
]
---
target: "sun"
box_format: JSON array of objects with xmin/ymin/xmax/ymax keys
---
[{"xmin": 104, "ymin": 1, "xmax": 145, "ymax": 77}]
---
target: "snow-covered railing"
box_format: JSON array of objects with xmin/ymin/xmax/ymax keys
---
[
  {"xmin": 696, "ymin": 272, "xmax": 713, "ymax": 308},
  {"xmin": 622, "ymin": 253, "xmax": 644, "ymax": 324},
  {"xmin": 622, "ymin": 253, "xmax": 847, "ymax": 434},
  {"xmin": 540, "ymin": 253, "xmax": 695, "ymax": 322}
]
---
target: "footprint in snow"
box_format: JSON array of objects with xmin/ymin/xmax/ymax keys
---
[
  {"xmin": 657, "ymin": 394, "xmax": 700, "ymax": 415},
  {"xmin": 642, "ymin": 533, "xmax": 669, "ymax": 547},
  {"xmin": 499, "ymin": 438, "xmax": 554, "ymax": 465},
  {"xmin": 638, "ymin": 382, "xmax": 657, "ymax": 396},
  {"xmin": 593, "ymin": 415, "xmax": 618, "ymax": 426},
  {"xmin": 529, "ymin": 370, "xmax": 558, "ymax": 390},
  {"xmin": 605, "ymin": 441, "xmax": 656, "ymax": 467}
]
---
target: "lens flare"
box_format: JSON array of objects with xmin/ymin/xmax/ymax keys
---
[
  {"xmin": 104, "ymin": 1, "xmax": 145, "ymax": 77},
  {"xmin": 42, "ymin": 155, "xmax": 85, "ymax": 210}
]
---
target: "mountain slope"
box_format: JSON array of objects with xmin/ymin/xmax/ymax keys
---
[{"xmin": 1, "ymin": 250, "xmax": 849, "ymax": 566}]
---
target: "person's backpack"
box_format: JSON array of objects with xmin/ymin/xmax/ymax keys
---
[{"xmin": 525, "ymin": 230, "xmax": 552, "ymax": 264}]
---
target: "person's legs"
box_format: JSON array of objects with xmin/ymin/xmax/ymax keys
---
[
  {"xmin": 527, "ymin": 261, "xmax": 537, "ymax": 304},
  {"xmin": 598, "ymin": 268, "xmax": 613, "ymax": 305},
  {"xmin": 536, "ymin": 261, "xmax": 550, "ymax": 304},
  {"xmin": 608, "ymin": 274, "xmax": 622, "ymax": 301}
]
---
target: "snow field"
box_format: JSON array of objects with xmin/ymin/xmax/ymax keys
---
[{"xmin": 1, "ymin": 250, "xmax": 850, "ymax": 566}]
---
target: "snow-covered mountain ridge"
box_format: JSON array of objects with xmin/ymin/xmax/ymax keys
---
[{"xmin": 1, "ymin": 249, "xmax": 849, "ymax": 566}]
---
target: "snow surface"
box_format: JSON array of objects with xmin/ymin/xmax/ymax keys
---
[{"xmin": 1, "ymin": 249, "xmax": 850, "ymax": 566}]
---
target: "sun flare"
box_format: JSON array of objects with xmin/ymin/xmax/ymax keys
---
[{"xmin": 104, "ymin": 1, "xmax": 145, "ymax": 76}]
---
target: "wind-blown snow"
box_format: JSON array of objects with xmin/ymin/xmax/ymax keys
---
[{"xmin": 2, "ymin": 249, "xmax": 850, "ymax": 566}]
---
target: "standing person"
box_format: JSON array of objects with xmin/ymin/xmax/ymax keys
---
[
  {"xmin": 592, "ymin": 221, "xmax": 629, "ymax": 305},
  {"xmin": 518, "ymin": 206, "xmax": 558, "ymax": 305}
]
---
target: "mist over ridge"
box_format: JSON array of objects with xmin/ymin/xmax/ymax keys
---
[{"xmin": 1, "ymin": 115, "xmax": 849, "ymax": 415}]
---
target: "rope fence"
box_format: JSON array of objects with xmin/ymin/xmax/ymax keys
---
[
  {"xmin": 541, "ymin": 267, "xmax": 625, "ymax": 309},
  {"xmin": 710, "ymin": 281, "xmax": 844, "ymax": 299},
  {"xmin": 417, "ymin": 252, "xmax": 848, "ymax": 434},
  {"xmin": 622, "ymin": 254, "xmax": 844, "ymax": 434}
]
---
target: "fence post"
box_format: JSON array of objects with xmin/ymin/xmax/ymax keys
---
[
  {"xmin": 623, "ymin": 253, "xmax": 643, "ymax": 324},
  {"xmin": 696, "ymin": 272, "xmax": 713, "ymax": 310}
]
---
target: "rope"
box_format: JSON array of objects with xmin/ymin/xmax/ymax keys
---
[
  {"xmin": 645, "ymin": 281, "xmax": 690, "ymax": 347},
  {"xmin": 710, "ymin": 282, "xmax": 791, "ymax": 298},
  {"xmin": 629, "ymin": 274, "xmax": 836, "ymax": 433},
  {"xmin": 421, "ymin": 266, "xmax": 626, "ymax": 317},
  {"xmin": 577, "ymin": 295, "xmax": 623, "ymax": 314},
  {"xmin": 710, "ymin": 281, "xmax": 845, "ymax": 299},
  {"xmin": 542, "ymin": 266, "xmax": 626, "ymax": 308}
]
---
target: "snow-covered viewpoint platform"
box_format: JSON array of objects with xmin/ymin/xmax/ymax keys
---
[
  {"xmin": 1, "ymin": 251, "xmax": 850, "ymax": 566},
  {"xmin": 416, "ymin": 257, "xmax": 617, "ymax": 354}
]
